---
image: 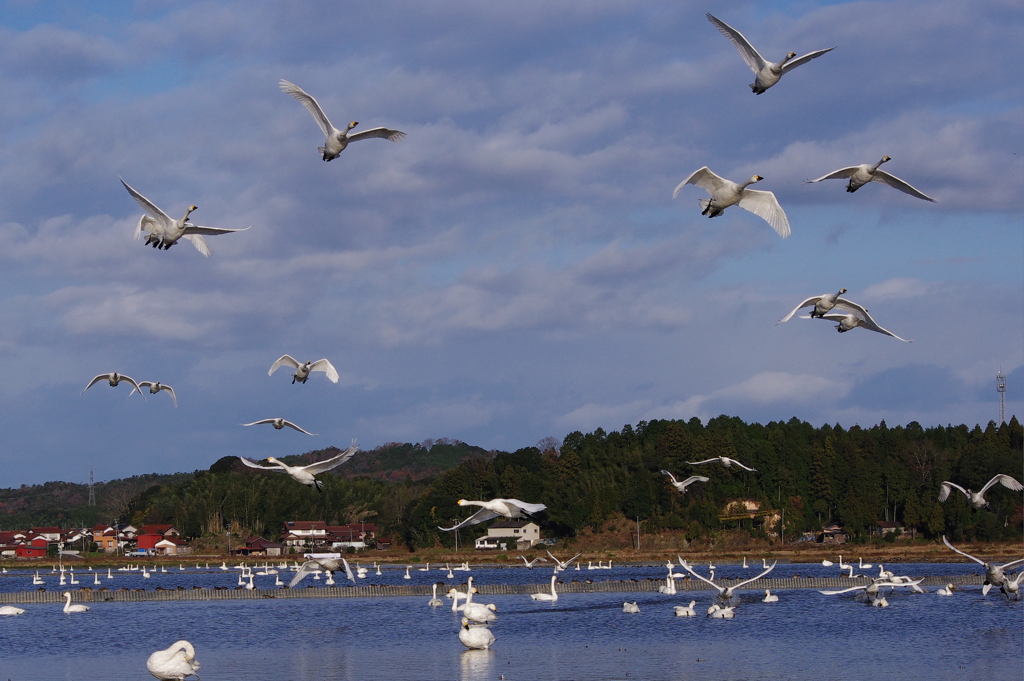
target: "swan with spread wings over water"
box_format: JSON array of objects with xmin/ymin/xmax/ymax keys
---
[
  {"xmin": 239, "ymin": 442, "xmax": 358, "ymax": 491},
  {"xmin": 438, "ymin": 498, "xmax": 547, "ymax": 532},
  {"xmin": 289, "ymin": 555, "xmax": 355, "ymax": 588},
  {"xmin": 279, "ymin": 80, "xmax": 406, "ymax": 162},
  {"xmin": 705, "ymin": 13, "xmax": 834, "ymax": 95},
  {"xmin": 120, "ymin": 178, "xmax": 249, "ymax": 256},
  {"xmin": 674, "ymin": 167, "xmax": 790, "ymax": 239},
  {"xmin": 942, "ymin": 535, "xmax": 1024, "ymax": 595},
  {"xmin": 807, "ymin": 156, "xmax": 935, "ymax": 202},
  {"xmin": 679, "ymin": 558, "xmax": 775, "ymax": 603}
]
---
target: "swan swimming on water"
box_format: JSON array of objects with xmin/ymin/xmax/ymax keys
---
[
  {"xmin": 531, "ymin": 574, "xmax": 559, "ymax": 602},
  {"xmin": 622, "ymin": 602, "xmax": 640, "ymax": 613},
  {"xmin": 279, "ymin": 79, "xmax": 406, "ymax": 162},
  {"xmin": 62, "ymin": 592, "xmax": 89, "ymax": 613},
  {"xmin": 674, "ymin": 167, "xmax": 790, "ymax": 239},
  {"xmin": 807, "ymin": 156, "xmax": 935, "ymax": 202},
  {"xmin": 428, "ymin": 583, "xmax": 443, "ymax": 607},
  {"xmin": 674, "ymin": 601, "xmax": 697, "ymax": 617},
  {"xmin": 706, "ymin": 603, "xmax": 736, "ymax": 618},
  {"xmin": 705, "ymin": 13, "xmax": 834, "ymax": 94},
  {"xmin": 762, "ymin": 589, "xmax": 779, "ymax": 603},
  {"xmin": 239, "ymin": 441, "xmax": 359, "ymax": 491},
  {"xmin": 461, "ymin": 577, "xmax": 498, "ymax": 623},
  {"xmin": 146, "ymin": 640, "xmax": 201, "ymax": 681},
  {"xmin": 458, "ymin": 617, "xmax": 495, "ymax": 650},
  {"xmin": 0, "ymin": 606, "xmax": 26, "ymax": 615},
  {"xmin": 935, "ymin": 584, "xmax": 956, "ymax": 596}
]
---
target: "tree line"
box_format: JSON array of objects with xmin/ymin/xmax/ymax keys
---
[{"xmin": 2, "ymin": 417, "xmax": 1021, "ymax": 548}]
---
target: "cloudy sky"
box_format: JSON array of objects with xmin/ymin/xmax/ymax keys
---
[{"xmin": 0, "ymin": 0, "xmax": 1020, "ymax": 486}]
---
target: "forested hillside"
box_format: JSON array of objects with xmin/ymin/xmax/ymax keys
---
[{"xmin": 2, "ymin": 417, "xmax": 1021, "ymax": 549}]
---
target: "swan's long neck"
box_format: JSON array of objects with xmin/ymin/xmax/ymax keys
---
[{"xmin": 873, "ymin": 156, "xmax": 890, "ymax": 171}]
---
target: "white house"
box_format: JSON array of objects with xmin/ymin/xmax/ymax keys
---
[{"xmin": 474, "ymin": 520, "xmax": 540, "ymax": 550}]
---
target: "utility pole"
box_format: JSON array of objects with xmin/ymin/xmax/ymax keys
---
[
  {"xmin": 636, "ymin": 517, "xmax": 640, "ymax": 552},
  {"xmin": 88, "ymin": 467, "xmax": 95, "ymax": 506},
  {"xmin": 997, "ymin": 369, "xmax": 1006, "ymax": 425}
]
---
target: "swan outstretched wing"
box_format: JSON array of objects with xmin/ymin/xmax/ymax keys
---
[
  {"xmin": 288, "ymin": 560, "xmax": 321, "ymax": 588},
  {"xmin": 279, "ymin": 80, "xmax": 335, "ymax": 138},
  {"xmin": 269, "ymin": 355, "xmax": 300, "ymax": 376},
  {"xmin": 686, "ymin": 459, "xmax": 719, "ymax": 466},
  {"xmin": 440, "ymin": 507, "xmax": 498, "ymax": 532},
  {"xmin": 820, "ymin": 313, "xmax": 911, "ymax": 342},
  {"xmin": 341, "ymin": 557, "xmax": 356, "ymax": 583},
  {"xmin": 183, "ymin": 224, "xmax": 252, "ymax": 236},
  {"xmin": 734, "ymin": 561, "xmax": 776, "ymax": 589},
  {"xmin": 942, "ymin": 535, "xmax": 986, "ymax": 565},
  {"xmin": 870, "ymin": 170, "xmax": 936, "ymax": 202},
  {"xmin": 979, "ymin": 474, "xmax": 1023, "ymax": 496},
  {"xmin": 280, "ymin": 420, "xmax": 316, "ymax": 435},
  {"xmin": 806, "ymin": 167, "xmax": 859, "ymax": 183},
  {"xmin": 660, "ymin": 470, "xmax": 679, "ymax": 484},
  {"xmin": 501, "ymin": 499, "xmax": 547, "ymax": 515},
  {"xmin": 938, "ymin": 481, "xmax": 966, "ymax": 502},
  {"xmin": 678, "ymin": 476, "xmax": 709, "ymax": 489},
  {"xmin": 348, "ymin": 127, "xmax": 406, "ymax": 144},
  {"xmin": 181, "ymin": 234, "xmax": 211, "ymax": 256},
  {"xmin": 705, "ymin": 13, "xmax": 765, "ymax": 73},
  {"xmin": 781, "ymin": 47, "xmax": 836, "ymax": 73},
  {"xmin": 725, "ymin": 457, "xmax": 757, "ymax": 472},
  {"xmin": 134, "ymin": 215, "xmax": 160, "ymax": 241},
  {"xmin": 302, "ymin": 442, "xmax": 359, "ymax": 474},
  {"xmin": 238, "ymin": 457, "xmax": 285, "ymax": 471},
  {"xmin": 673, "ymin": 166, "xmax": 727, "ymax": 198},
  {"xmin": 678, "ymin": 560, "xmax": 723, "ymax": 592},
  {"xmin": 308, "ymin": 359, "xmax": 340, "ymax": 383},
  {"xmin": 119, "ymin": 179, "xmax": 172, "ymax": 227},
  {"xmin": 777, "ymin": 296, "xmax": 824, "ymax": 324},
  {"xmin": 82, "ymin": 374, "xmax": 111, "ymax": 394},
  {"xmin": 137, "ymin": 382, "xmax": 177, "ymax": 407},
  {"xmin": 737, "ymin": 189, "xmax": 791, "ymax": 239},
  {"xmin": 999, "ymin": 557, "xmax": 1024, "ymax": 571},
  {"xmin": 819, "ymin": 585, "xmax": 867, "ymax": 595}
]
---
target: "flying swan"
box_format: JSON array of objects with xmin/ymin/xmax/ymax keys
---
[
  {"xmin": 240, "ymin": 418, "xmax": 316, "ymax": 435},
  {"xmin": 289, "ymin": 555, "xmax": 355, "ymax": 588},
  {"xmin": 942, "ymin": 535, "xmax": 1024, "ymax": 595},
  {"xmin": 807, "ymin": 298, "xmax": 911, "ymax": 342},
  {"xmin": 661, "ymin": 470, "xmax": 710, "ymax": 494},
  {"xmin": 544, "ymin": 550, "xmax": 583, "ymax": 572},
  {"xmin": 777, "ymin": 289, "xmax": 851, "ymax": 324},
  {"xmin": 674, "ymin": 167, "xmax": 791, "ymax": 239},
  {"xmin": 939, "ymin": 475, "xmax": 1023, "ymax": 509},
  {"xmin": 519, "ymin": 556, "xmax": 548, "ymax": 569},
  {"xmin": 146, "ymin": 640, "xmax": 201, "ymax": 681},
  {"xmin": 679, "ymin": 558, "xmax": 775, "ymax": 602},
  {"xmin": 438, "ymin": 498, "xmax": 547, "ymax": 532},
  {"xmin": 686, "ymin": 457, "xmax": 757, "ymax": 472},
  {"xmin": 807, "ymin": 156, "xmax": 935, "ymax": 202},
  {"xmin": 279, "ymin": 80, "xmax": 406, "ymax": 162},
  {"xmin": 706, "ymin": 13, "xmax": 835, "ymax": 94},
  {"xmin": 82, "ymin": 372, "xmax": 144, "ymax": 396},
  {"xmin": 239, "ymin": 442, "xmax": 359, "ymax": 491},
  {"xmin": 269, "ymin": 355, "xmax": 339, "ymax": 384},
  {"xmin": 129, "ymin": 382, "xmax": 177, "ymax": 407},
  {"xmin": 120, "ymin": 178, "xmax": 250, "ymax": 256}
]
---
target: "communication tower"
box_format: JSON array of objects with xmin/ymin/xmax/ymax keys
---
[
  {"xmin": 996, "ymin": 369, "xmax": 1006, "ymax": 425},
  {"xmin": 88, "ymin": 467, "xmax": 95, "ymax": 506}
]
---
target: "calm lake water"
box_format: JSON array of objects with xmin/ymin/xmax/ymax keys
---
[{"xmin": 0, "ymin": 562, "xmax": 1021, "ymax": 681}]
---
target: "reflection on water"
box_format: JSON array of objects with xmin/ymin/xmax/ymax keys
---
[
  {"xmin": 459, "ymin": 649, "xmax": 495, "ymax": 681},
  {"xmin": 0, "ymin": 565, "xmax": 1020, "ymax": 681}
]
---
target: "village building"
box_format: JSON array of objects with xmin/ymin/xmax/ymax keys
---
[
  {"xmin": 232, "ymin": 537, "xmax": 285, "ymax": 557},
  {"xmin": 474, "ymin": 520, "xmax": 540, "ymax": 550}
]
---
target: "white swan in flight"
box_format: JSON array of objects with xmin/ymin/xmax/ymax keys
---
[
  {"xmin": 622, "ymin": 601, "xmax": 640, "ymax": 613},
  {"xmin": 808, "ymin": 298, "xmax": 911, "ymax": 342},
  {"xmin": 269, "ymin": 355, "xmax": 339, "ymax": 384},
  {"xmin": 289, "ymin": 555, "xmax": 355, "ymax": 587},
  {"xmin": 674, "ymin": 601, "xmax": 697, "ymax": 617},
  {"xmin": 531, "ymin": 574, "xmax": 559, "ymax": 601},
  {"xmin": 939, "ymin": 475, "xmax": 1023, "ymax": 509},
  {"xmin": 705, "ymin": 13, "xmax": 834, "ymax": 95},
  {"xmin": 439, "ymin": 498, "xmax": 547, "ymax": 532},
  {"xmin": 519, "ymin": 556, "xmax": 548, "ymax": 569},
  {"xmin": 0, "ymin": 605, "xmax": 26, "ymax": 615},
  {"xmin": 661, "ymin": 470, "xmax": 709, "ymax": 494},
  {"xmin": 686, "ymin": 457, "xmax": 757, "ymax": 472},
  {"xmin": 129, "ymin": 381, "xmax": 177, "ymax": 407},
  {"xmin": 820, "ymin": 577, "xmax": 921, "ymax": 606},
  {"xmin": 82, "ymin": 372, "xmax": 144, "ymax": 396},
  {"xmin": 674, "ymin": 167, "xmax": 790, "ymax": 238},
  {"xmin": 279, "ymin": 80, "xmax": 406, "ymax": 162},
  {"xmin": 679, "ymin": 558, "xmax": 775, "ymax": 601},
  {"xmin": 942, "ymin": 535, "xmax": 1024, "ymax": 595},
  {"xmin": 807, "ymin": 156, "xmax": 935, "ymax": 202},
  {"xmin": 62, "ymin": 592, "xmax": 89, "ymax": 613},
  {"xmin": 762, "ymin": 589, "xmax": 778, "ymax": 603},
  {"xmin": 240, "ymin": 418, "xmax": 316, "ymax": 435},
  {"xmin": 146, "ymin": 640, "xmax": 201, "ymax": 680},
  {"xmin": 1000, "ymin": 571, "xmax": 1022, "ymax": 600},
  {"xmin": 239, "ymin": 442, "xmax": 359, "ymax": 491},
  {"xmin": 458, "ymin": 617, "xmax": 495, "ymax": 650},
  {"xmin": 777, "ymin": 289, "xmax": 851, "ymax": 324},
  {"xmin": 544, "ymin": 550, "xmax": 583, "ymax": 572},
  {"xmin": 120, "ymin": 178, "xmax": 249, "ymax": 256}
]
